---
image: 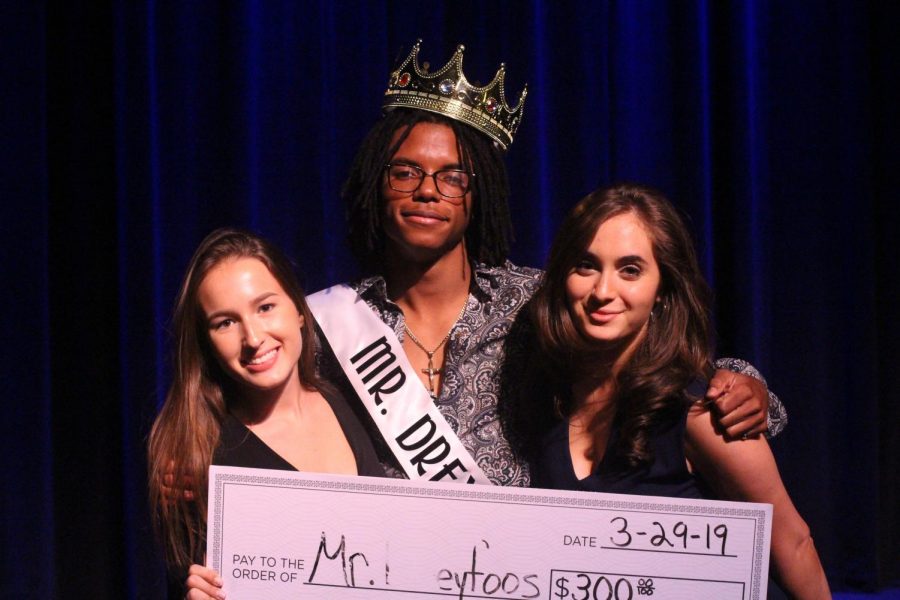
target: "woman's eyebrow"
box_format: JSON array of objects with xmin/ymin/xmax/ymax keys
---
[
  {"xmin": 615, "ymin": 254, "xmax": 649, "ymax": 266},
  {"xmin": 205, "ymin": 292, "xmax": 279, "ymax": 322},
  {"xmin": 251, "ymin": 291, "xmax": 278, "ymax": 305}
]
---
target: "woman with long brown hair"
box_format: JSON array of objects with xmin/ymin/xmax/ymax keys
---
[
  {"xmin": 148, "ymin": 229, "xmax": 382, "ymax": 598},
  {"xmin": 529, "ymin": 184, "xmax": 829, "ymax": 598}
]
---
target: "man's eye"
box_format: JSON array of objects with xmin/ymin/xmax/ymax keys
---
[
  {"xmin": 391, "ymin": 166, "xmax": 420, "ymax": 180},
  {"xmin": 438, "ymin": 171, "xmax": 467, "ymax": 187}
]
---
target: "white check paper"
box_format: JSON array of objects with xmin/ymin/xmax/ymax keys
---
[{"xmin": 207, "ymin": 466, "xmax": 771, "ymax": 599}]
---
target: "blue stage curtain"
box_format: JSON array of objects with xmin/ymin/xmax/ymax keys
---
[{"xmin": 2, "ymin": 1, "xmax": 897, "ymax": 596}]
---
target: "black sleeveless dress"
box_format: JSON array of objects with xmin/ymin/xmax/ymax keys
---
[
  {"xmin": 530, "ymin": 383, "xmax": 788, "ymax": 600},
  {"xmin": 531, "ymin": 401, "xmax": 707, "ymax": 498}
]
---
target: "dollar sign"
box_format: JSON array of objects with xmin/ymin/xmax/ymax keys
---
[{"xmin": 554, "ymin": 576, "xmax": 570, "ymax": 599}]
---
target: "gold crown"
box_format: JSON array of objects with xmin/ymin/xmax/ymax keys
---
[{"xmin": 383, "ymin": 39, "xmax": 527, "ymax": 150}]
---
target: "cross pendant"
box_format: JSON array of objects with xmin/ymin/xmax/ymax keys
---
[{"xmin": 421, "ymin": 356, "xmax": 442, "ymax": 396}]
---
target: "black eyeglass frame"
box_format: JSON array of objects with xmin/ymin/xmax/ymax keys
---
[{"xmin": 384, "ymin": 163, "xmax": 476, "ymax": 199}]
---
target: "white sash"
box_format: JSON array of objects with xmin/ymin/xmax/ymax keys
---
[{"xmin": 307, "ymin": 284, "xmax": 492, "ymax": 485}]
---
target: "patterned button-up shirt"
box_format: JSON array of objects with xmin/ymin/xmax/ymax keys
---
[{"xmin": 318, "ymin": 261, "xmax": 786, "ymax": 487}]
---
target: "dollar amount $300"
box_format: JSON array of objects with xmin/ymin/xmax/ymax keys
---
[{"xmin": 552, "ymin": 572, "xmax": 656, "ymax": 599}]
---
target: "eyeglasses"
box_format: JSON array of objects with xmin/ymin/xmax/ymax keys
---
[{"xmin": 384, "ymin": 164, "xmax": 475, "ymax": 200}]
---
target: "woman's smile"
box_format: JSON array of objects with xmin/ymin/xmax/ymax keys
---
[
  {"xmin": 241, "ymin": 346, "xmax": 280, "ymax": 372},
  {"xmin": 587, "ymin": 308, "xmax": 623, "ymax": 324}
]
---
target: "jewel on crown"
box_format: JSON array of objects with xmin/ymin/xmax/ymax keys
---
[{"xmin": 383, "ymin": 39, "xmax": 528, "ymax": 150}]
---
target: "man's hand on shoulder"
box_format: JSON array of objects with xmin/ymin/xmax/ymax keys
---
[{"xmin": 706, "ymin": 370, "xmax": 769, "ymax": 440}]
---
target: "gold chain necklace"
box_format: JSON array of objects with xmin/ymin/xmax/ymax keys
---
[{"xmin": 403, "ymin": 299, "xmax": 468, "ymax": 399}]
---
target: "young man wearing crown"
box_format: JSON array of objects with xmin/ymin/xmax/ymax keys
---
[{"xmin": 306, "ymin": 40, "xmax": 787, "ymax": 489}]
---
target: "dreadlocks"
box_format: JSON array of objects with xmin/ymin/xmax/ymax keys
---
[{"xmin": 342, "ymin": 109, "xmax": 513, "ymax": 273}]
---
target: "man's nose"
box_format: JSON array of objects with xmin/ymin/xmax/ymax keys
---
[{"xmin": 413, "ymin": 173, "xmax": 440, "ymax": 202}]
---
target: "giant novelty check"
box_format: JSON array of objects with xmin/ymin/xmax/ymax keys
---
[{"xmin": 207, "ymin": 466, "xmax": 772, "ymax": 599}]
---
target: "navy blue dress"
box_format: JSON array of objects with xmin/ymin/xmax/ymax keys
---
[
  {"xmin": 531, "ymin": 400, "xmax": 708, "ymax": 499},
  {"xmin": 530, "ymin": 383, "xmax": 788, "ymax": 600}
]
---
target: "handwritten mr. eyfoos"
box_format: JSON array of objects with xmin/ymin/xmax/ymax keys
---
[
  {"xmin": 437, "ymin": 539, "xmax": 540, "ymax": 599},
  {"xmin": 308, "ymin": 532, "xmax": 380, "ymax": 588}
]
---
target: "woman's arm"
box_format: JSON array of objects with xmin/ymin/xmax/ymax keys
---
[{"xmin": 685, "ymin": 405, "xmax": 830, "ymax": 599}]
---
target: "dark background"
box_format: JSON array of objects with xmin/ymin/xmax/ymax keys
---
[{"xmin": 2, "ymin": 1, "xmax": 898, "ymax": 597}]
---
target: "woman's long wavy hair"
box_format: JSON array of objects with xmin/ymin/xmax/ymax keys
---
[
  {"xmin": 147, "ymin": 228, "xmax": 322, "ymax": 572},
  {"xmin": 530, "ymin": 183, "xmax": 715, "ymax": 467},
  {"xmin": 342, "ymin": 108, "xmax": 514, "ymax": 273}
]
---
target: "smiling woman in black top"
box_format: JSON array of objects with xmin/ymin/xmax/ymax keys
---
[
  {"xmin": 528, "ymin": 184, "xmax": 829, "ymax": 599},
  {"xmin": 147, "ymin": 229, "xmax": 382, "ymax": 599}
]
